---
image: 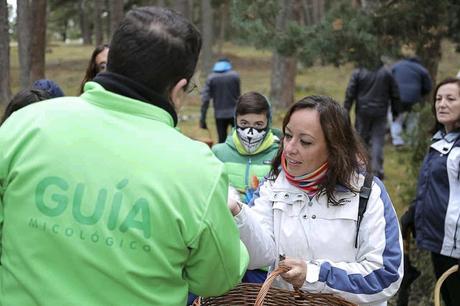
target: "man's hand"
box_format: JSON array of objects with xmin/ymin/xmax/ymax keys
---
[
  {"xmin": 199, "ymin": 119, "xmax": 207, "ymax": 129},
  {"xmin": 279, "ymin": 257, "xmax": 307, "ymax": 289}
]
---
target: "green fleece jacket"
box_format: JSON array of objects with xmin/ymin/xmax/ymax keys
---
[
  {"xmin": 0, "ymin": 82, "xmax": 248, "ymax": 306},
  {"xmin": 212, "ymin": 131, "xmax": 279, "ymax": 194}
]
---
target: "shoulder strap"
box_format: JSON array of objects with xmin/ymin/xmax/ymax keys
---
[{"xmin": 355, "ymin": 172, "xmax": 374, "ymax": 248}]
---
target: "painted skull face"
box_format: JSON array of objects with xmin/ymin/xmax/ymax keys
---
[{"xmin": 236, "ymin": 113, "xmax": 268, "ymax": 153}]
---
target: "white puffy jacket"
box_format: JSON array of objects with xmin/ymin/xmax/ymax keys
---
[{"xmin": 235, "ymin": 172, "xmax": 403, "ymax": 306}]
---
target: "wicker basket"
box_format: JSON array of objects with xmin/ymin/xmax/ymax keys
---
[
  {"xmin": 199, "ymin": 267, "xmax": 356, "ymax": 306},
  {"xmin": 434, "ymin": 264, "xmax": 459, "ymax": 306}
]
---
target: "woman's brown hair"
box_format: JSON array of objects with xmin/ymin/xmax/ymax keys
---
[
  {"xmin": 270, "ymin": 95, "xmax": 370, "ymax": 205},
  {"xmin": 78, "ymin": 44, "xmax": 109, "ymax": 94}
]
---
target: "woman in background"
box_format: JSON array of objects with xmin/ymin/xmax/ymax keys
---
[
  {"xmin": 403, "ymin": 77, "xmax": 460, "ymax": 306},
  {"xmin": 78, "ymin": 44, "xmax": 109, "ymax": 94}
]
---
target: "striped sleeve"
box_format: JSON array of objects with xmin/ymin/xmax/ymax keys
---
[{"xmin": 306, "ymin": 178, "xmax": 404, "ymax": 305}]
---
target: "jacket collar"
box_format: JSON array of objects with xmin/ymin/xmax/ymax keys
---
[
  {"xmin": 81, "ymin": 81, "xmax": 175, "ymax": 127},
  {"xmin": 91, "ymin": 72, "xmax": 178, "ymax": 126},
  {"xmin": 432, "ymin": 130, "xmax": 460, "ymax": 143}
]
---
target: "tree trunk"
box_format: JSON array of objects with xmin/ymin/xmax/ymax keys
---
[
  {"xmin": 303, "ymin": 0, "xmax": 313, "ymax": 26},
  {"xmin": 200, "ymin": 0, "xmax": 213, "ymax": 75},
  {"xmin": 94, "ymin": 0, "xmax": 104, "ymax": 45},
  {"xmin": 217, "ymin": 2, "xmax": 228, "ymax": 56},
  {"xmin": 79, "ymin": 0, "xmax": 92, "ymax": 45},
  {"xmin": 109, "ymin": 0, "xmax": 124, "ymax": 36},
  {"xmin": 174, "ymin": 0, "xmax": 190, "ymax": 19},
  {"xmin": 269, "ymin": 0, "xmax": 298, "ymax": 108},
  {"xmin": 17, "ymin": 0, "xmax": 32, "ymax": 88},
  {"xmin": 61, "ymin": 20, "xmax": 68, "ymax": 42},
  {"xmin": 29, "ymin": 0, "xmax": 47, "ymax": 83},
  {"xmin": 0, "ymin": 0, "xmax": 11, "ymax": 105},
  {"xmin": 312, "ymin": 0, "xmax": 325, "ymax": 23},
  {"xmin": 105, "ymin": 0, "xmax": 111, "ymax": 39}
]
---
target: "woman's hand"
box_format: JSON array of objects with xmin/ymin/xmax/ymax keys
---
[
  {"xmin": 228, "ymin": 186, "xmax": 242, "ymax": 216},
  {"xmin": 279, "ymin": 257, "xmax": 307, "ymax": 289}
]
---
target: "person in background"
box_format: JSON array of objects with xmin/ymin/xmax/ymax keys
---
[
  {"xmin": 391, "ymin": 56, "xmax": 432, "ymax": 147},
  {"xmin": 200, "ymin": 58, "xmax": 241, "ymax": 143},
  {"xmin": 212, "ymin": 91, "xmax": 279, "ymax": 283},
  {"xmin": 344, "ymin": 59, "xmax": 401, "ymax": 179},
  {"xmin": 33, "ymin": 79, "xmax": 65, "ymax": 98},
  {"xmin": 229, "ymin": 95, "xmax": 403, "ymax": 306},
  {"xmin": 1, "ymin": 88, "xmax": 52, "ymax": 124},
  {"xmin": 0, "ymin": 7, "xmax": 248, "ymax": 306},
  {"xmin": 401, "ymin": 77, "xmax": 460, "ymax": 306},
  {"xmin": 78, "ymin": 44, "xmax": 109, "ymax": 94}
]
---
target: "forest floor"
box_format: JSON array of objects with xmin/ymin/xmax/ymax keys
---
[{"xmin": 8, "ymin": 40, "xmax": 460, "ymax": 305}]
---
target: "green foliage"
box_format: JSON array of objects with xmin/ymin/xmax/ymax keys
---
[
  {"xmin": 230, "ymin": 0, "xmax": 279, "ymax": 51},
  {"xmin": 398, "ymin": 103, "xmax": 434, "ymax": 207},
  {"xmin": 232, "ymin": 0, "xmax": 333, "ymax": 64},
  {"xmin": 374, "ymin": 0, "xmax": 449, "ymax": 48},
  {"xmin": 310, "ymin": 2, "xmax": 383, "ymax": 68},
  {"xmin": 447, "ymin": 1, "xmax": 460, "ymax": 51}
]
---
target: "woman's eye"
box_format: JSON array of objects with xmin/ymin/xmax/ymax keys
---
[
  {"xmin": 284, "ymin": 134, "xmax": 292, "ymax": 140},
  {"xmin": 301, "ymin": 140, "xmax": 311, "ymax": 146}
]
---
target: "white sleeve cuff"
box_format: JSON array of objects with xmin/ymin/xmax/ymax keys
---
[
  {"xmin": 234, "ymin": 204, "xmax": 247, "ymax": 226},
  {"xmin": 306, "ymin": 261, "xmax": 321, "ymax": 283}
]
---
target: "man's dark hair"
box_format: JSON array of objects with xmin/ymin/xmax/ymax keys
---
[
  {"xmin": 107, "ymin": 6, "xmax": 202, "ymax": 96},
  {"xmin": 235, "ymin": 92, "xmax": 270, "ymax": 117},
  {"xmin": 2, "ymin": 89, "xmax": 52, "ymax": 125},
  {"xmin": 270, "ymin": 95, "xmax": 370, "ymax": 205}
]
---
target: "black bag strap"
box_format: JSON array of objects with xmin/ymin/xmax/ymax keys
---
[{"xmin": 355, "ymin": 172, "xmax": 374, "ymax": 248}]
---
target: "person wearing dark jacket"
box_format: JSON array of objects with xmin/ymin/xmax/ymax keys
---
[
  {"xmin": 391, "ymin": 57, "xmax": 432, "ymax": 146},
  {"xmin": 344, "ymin": 65, "xmax": 401, "ymax": 179},
  {"xmin": 200, "ymin": 58, "xmax": 241, "ymax": 143}
]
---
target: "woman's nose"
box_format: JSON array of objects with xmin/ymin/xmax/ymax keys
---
[
  {"xmin": 284, "ymin": 140, "xmax": 296, "ymax": 154},
  {"xmin": 438, "ymin": 98, "xmax": 448, "ymax": 107}
]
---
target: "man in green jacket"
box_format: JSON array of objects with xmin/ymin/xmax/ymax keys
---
[{"xmin": 0, "ymin": 7, "xmax": 248, "ymax": 306}]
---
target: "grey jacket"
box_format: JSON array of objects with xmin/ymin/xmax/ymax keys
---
[{"xmin": 200, "ymin": 70, "xmax": 241, "ymax": 120}]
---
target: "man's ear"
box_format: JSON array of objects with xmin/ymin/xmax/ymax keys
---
[{"xmin": 170, "ymin": 78, "xmax": 187, "ymax": 109}]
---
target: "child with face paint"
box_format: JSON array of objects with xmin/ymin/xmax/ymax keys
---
[
  {"xmin": 213, "ymin": 91, "xmax": 280, "ymax": 203},
  {"xmin": 212, "ymin": 92, "xmax": 280, "ymax": 283}
]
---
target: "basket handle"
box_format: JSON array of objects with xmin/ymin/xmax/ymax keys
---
[
  {"xmin": 254, "ymin": 266, "xmax": 290, "ymax": 306},
  {"xmin": 434, "ymin": 264, "xmax": 458, "ymax": 306}
]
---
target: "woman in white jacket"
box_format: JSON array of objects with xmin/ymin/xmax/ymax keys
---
[{"xmin": 229, "ymin": 96, "xmax": 403, "ymax": 306}]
